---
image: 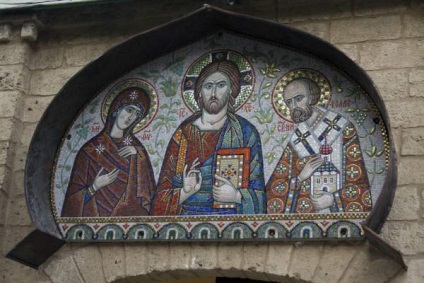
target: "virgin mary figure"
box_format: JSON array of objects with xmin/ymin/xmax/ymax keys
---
[{"xmin": 61, "ymin": 87, "xmax": 155, "ymax": 217}]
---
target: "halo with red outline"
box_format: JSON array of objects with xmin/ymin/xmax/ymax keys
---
[
  {"xmin": 272, "ymin": 69, "xmax": 331, "ymax": 122},
  {"xmin": 101, "ymin": 79, "xmax": 158, "ymax": 133},
  {"xmin": 181, "ymin": 50, "xmax": 255, "ymax": 113}
]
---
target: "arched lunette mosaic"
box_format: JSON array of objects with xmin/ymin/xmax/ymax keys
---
[{"xmin": 24, "ymin": 6, "xmax": 396, "ymax": 245}]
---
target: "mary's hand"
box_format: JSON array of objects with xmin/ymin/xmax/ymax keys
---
[
  {"xmin": 118, "ymin": 146, "xmax": 137, "ymax": 158},
  {"xmin": 93, "ymin": 167, "xmax": 120, "ymax": 191}
]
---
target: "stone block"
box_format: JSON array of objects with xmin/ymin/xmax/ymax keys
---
[
  {"xmin": 72, "ymin": 244, "xmax": 106, "ymax": 283},
  {"xmin": 11, "ymin": 143, "xmax": 28, "ymax": 171},
  {"xmin": 0, "ymin": 189, "xmax": 7, "ymax": 225},
  {"xmin": 190, "ymin": 243, "xmax": 217, "ymax": 270},
  {"xmin": 169, "ymin": 242, "xmax": 191, "ymax": 271},
  {"xmin": 0, "ymin": 44, "xmax": 29, "ymax": 65},
  {"xmin": 241, "ymin": 243, "xmax": 268, "ymax": 274},
  {"xmin": 288, "ymin": 244, "xmax": 322, "ymax": 282},
  {"xmin": 391, "ymin": 258, "xmax": 424, "ymax": 283},
  {"xmin": 29, "ymin": 67, "xmax": 81, "ymax": 96},
  {"xmin": 360, "ymin": 39, "xmax": 424, "ymax": 70},
  {"xmin": 12, "ymin": 144, "xmax": 28, "ymax": 172},
  {"xmin": 0, "ymin": 141, "xmax": 10, "ymax": 166},
  {"xmin": 331, "ymin": 16, "xmax": 401, "ymax": 43},
  {"xmin": 44, "ymin": 253, "xmax": 83, "ymax": 283},
  {"xmin": 367, "ymin": 69, "xmax": 408, "ymax": 100},
  {"xmin": 5, "ymin": 196, "xmax": 32, "ymax": 226},
  {"xmin": 217, "ymin": 242, "xmax": 243, "ymax": 273},
  {"xmin": 124, "ymin": 243, "xmax": 148, "ymax": 277},
  {"xmin": 0, "ymin": 24, "xmax": 12, "ymax": 43},
  {"xmin": 402, "ymin": 128, "xmax": 424, "ymax": 156},
  {"xmin": 19, "ymin": 123, "xmax": 37, "ymax": 150},
  {"xmin": 40, "ymin": 26, "xmax": 127, "ymax": 47},
  {"xmin": 386, "ymin": 100, "xmax": 424, "ymax": 128},
  {"xmin": 264, "ymin": 242, "xmax": 292, "ymax": 277},
  {"xmin": 392, "ymin": 128, "xmax": 402, "ymax": 161},
  {"xmin": 381, "ymin": 221, "xmax": 424, "ymax": 255},
  {"xmin": 398, "ymin": 157, "xmax": 424, "ymax": 185},
  {"xmin": 353, "ymin": 0, "xmax": 408, "ymax": 16},
  {"xmin": 20, "ymin": 22, "xmax": 38, "ymax": 42},
  {"xmin": 339, "ymin": 246, "xmax": 401, "ymax": 283},
  {"xmin": 277, "ymin": 0, "xmax": 351, "ymax": 23},
  {"xmin": 289, "ymin": 21, "xmax": 329, "ymax": 40},
  {"xmin": 0, "ymin": 118, "xmax": 14, "ymax": 142},
  {"xmin": 312, "ymin": 244, "xmax": 357, "ymax": 283},
  {"xmin": 29, "ymin": 47, "xmax": 64, "ymax": 70},
  {"xmin": 0, "ymin": 165, "xmax": 12, "ymax": 194},
  {"xmin": 99, "ymin": 243, "xmax": 125, "ymax": 282},
  {"xmin": 0, "ymin": 65, "xmax": 30, "ymax": 92},
  {"xmin": 0, "ymin": 257, "xmax": 51, "ymax": 283},
  {"xmin": 335, "ymin": 44, "xmax": 358, "ymax": 62},
  {"xmin": 2, "ymin": 226, "xmax": 33, "ymax": 255},
  {"xmin": 146, "ymin": 243, "xmax": 170, "ymax": 271},
  {"xmin": 409, "ymin": 69, "xmax": 424, "ymax": 97},
  {"xmin": 422, "ymin": 189, "xmax": 424, "ymax": 218},
  {"xmin": 387, "ymin": 186, "xmax": 420, "ymax": 221},
  {"xmin": 64, "ymin": 43, "xmax": 112, "ymax": 67},
  {"xmin": 405, "ymin": 11, "xmax": 424, "ymax": 38},
  {"xmin": 145, "ymin": 243, "xmax": 175, "ymax": 281},
  {"xmin": 0, "ymin": 91, "xmax": 23, "ymax": 119},
  {"xmin": 22, "ymin": 96, "xmax": 54, "ymax": 123}
]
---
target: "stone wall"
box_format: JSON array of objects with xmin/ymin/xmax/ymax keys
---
[{"xmin": 0, "ymin": 0, "xmax": 423, "ymax": 282}]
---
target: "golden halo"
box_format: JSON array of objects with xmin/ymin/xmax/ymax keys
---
[
  {"xmin": 181, "ymin": 50, "xmax": 255, "ymax": 113},
  {"xmin": 272, "ymin": 69, "xmax": 331, "ymax": 122},
  {"xmin": 101, "ymin": 79, "xmax": 158, "ymax": 133}
]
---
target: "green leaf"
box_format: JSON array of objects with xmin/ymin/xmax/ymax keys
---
[
  {"xmin": 266, "ymin": 73, "xmax": 276, "ymax": 78},
  {"xmin": 158, "ymin": 140, "xmax": 165, "ymax": 148},
  {"xmin": 369, "ymin": 125, "xmax": 376, "ymax": 135},
  {"xmin": 152, "ymin": 122, "xmax": 163, "ymax": 132},
  {"xmin": 64, "ymin": 165, "xmax": 72, "ymax": 172},
  {"xmin": 371, "ymin": 146, "xmax": 377, "ymax": 156},
  {"xmin": 263, "ymin": 82, "xmax": 273, "ymax": 89},
  {"xmin": 346, "ymin": 108, "xmax": 357, "ymax": 113},
  {"xmin": 271, "ymin": 124, "xmax": 276, "ymax": 134},
  {"xmin": 376, "ymin": 149, "xmax": 384, "ymax": 157},
  {"xmin": 365, "ymin": 150, "xmax": 373, "ymax": 157},
  {"xmin": 376, "ymin": 168, "xmax": 385, "ymax": 174},
  {"xmin": 367, "ymin": 169, "xmax": 374, "ymax": 174}
]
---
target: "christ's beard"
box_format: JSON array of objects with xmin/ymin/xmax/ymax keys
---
[
  {"xmin": 291, "ymin": 106, "xmax": 313, "ymax": 123},
  {"xmin": 204, "ymin": 97, "xmax": 227, "ymax": 114}
]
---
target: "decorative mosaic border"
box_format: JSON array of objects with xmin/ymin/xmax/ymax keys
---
[{"xmin": 58, "ymin": 217, "xmax": 366, "ymax": 241}]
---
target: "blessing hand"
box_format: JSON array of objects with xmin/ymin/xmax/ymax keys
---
[
  {"xmin": 182, "ymin": 158, "xmax": 202, "ymax": 195},
  {"xmin": 213, "ymin": 174, "xmax": 241, "ymax": 204},
  {"xmin": 179, "ymin": 158, "xmax": 202, "ymax": 204}
]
